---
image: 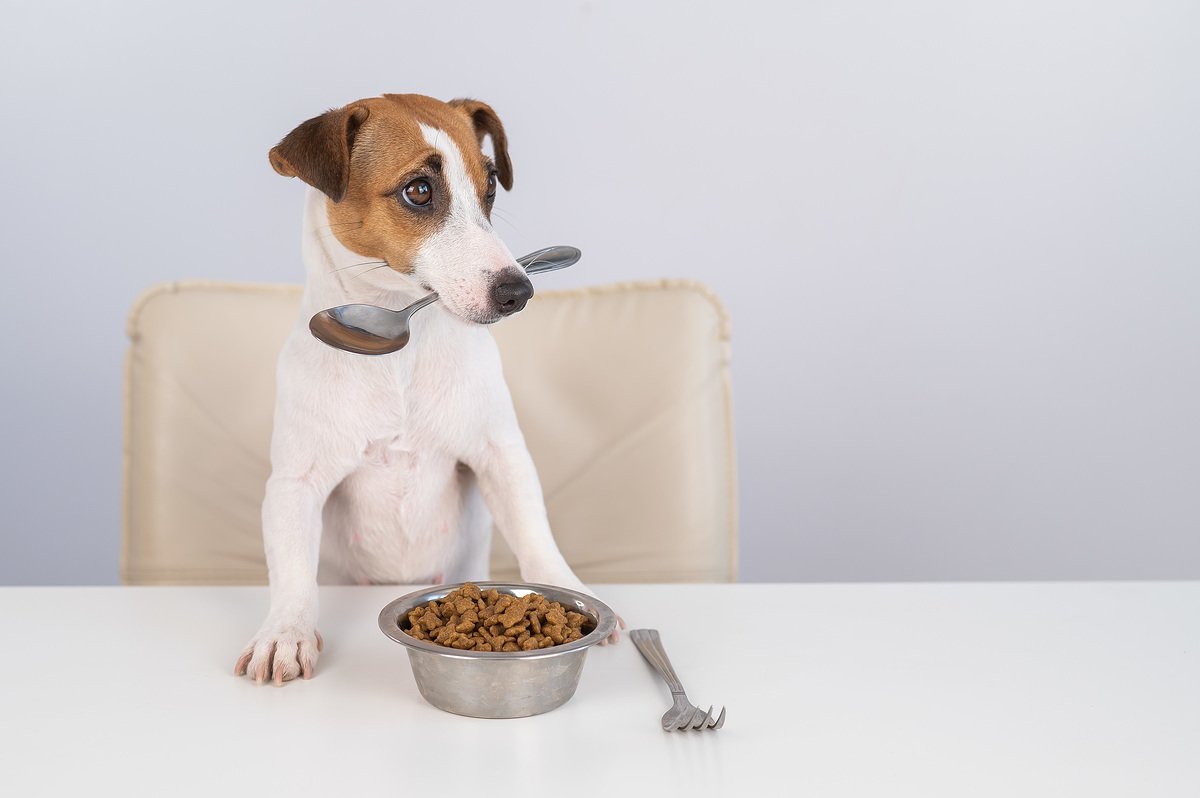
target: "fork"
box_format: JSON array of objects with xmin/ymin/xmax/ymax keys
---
[{"xmin": 629, "ymin": 628, "xmax": 726, "ymax": 731}]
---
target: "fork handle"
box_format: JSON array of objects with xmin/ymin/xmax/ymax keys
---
[{"xmin": 629, "ymin": 629, "xmax": 687, "ymax": 696}]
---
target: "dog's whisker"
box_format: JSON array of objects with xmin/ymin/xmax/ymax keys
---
[
  {"xmin": 349, "ymin": 263, "xmax": 392, "ymax": 281},
  {"xmin": 317, "ymin": 221, "xmax": 364, "ymax": 239},
  {"xmin": 328, "ymin": 260, "xmax": 387, "ymax": 275},
  {"xmin": 490, "ymin": 208, "xmax": 522, "ymax": 235}
]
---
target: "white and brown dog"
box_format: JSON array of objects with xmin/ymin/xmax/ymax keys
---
[{"xmin": 234, "ymin": 94, "xmax": 610, "ymax": 686}]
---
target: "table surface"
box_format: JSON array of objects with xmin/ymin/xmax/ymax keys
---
[{"xmin": 1, "ymin": 582, "xmax": 1197, "ymax": 797}]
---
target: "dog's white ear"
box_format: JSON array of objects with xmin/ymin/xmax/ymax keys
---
[
  {"xmin": 269, "ymin": 105, "xmax": 370, "ymax": 202},
  {"xmin": 449, "ymin": 98, "xmax": 513, "ymax": 191}
]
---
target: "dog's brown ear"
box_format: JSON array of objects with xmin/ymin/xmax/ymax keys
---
[
  {"xmin": 449, "ymin": 98, "xmax": 513, "ymax": 190},
  {"xmin": 268, "ymin": 105, "xmax": 370, "ymax": 202}
]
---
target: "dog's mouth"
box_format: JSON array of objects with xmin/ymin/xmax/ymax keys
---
[
  {"xmin": 426, "ymin": 295, "xmax": 506, "ymax": 326},
  {"xmin": 455, "ymin": 307, "xmax": 510, "ymax": 326}
]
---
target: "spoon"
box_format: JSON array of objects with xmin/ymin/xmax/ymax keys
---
[{"xmin": 309, "ymin": 245, "xmax": 581, "ymax": 355}]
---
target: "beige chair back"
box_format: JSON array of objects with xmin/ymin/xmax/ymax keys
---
[{"xmin": 122, "ymin": 280, "xmax": 736, "ymax": 585}]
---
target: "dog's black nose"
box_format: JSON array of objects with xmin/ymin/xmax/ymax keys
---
[{"xmin": 491, "ymin": 275, "xmax": 534, "ymax": 316}]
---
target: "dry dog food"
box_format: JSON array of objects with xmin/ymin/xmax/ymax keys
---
[{"xmin": 403, "ymin": 583, "xmax": 591, "ymax": 652}]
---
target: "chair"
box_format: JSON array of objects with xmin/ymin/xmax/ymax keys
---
[{"xmin": 122, "ymin": 279, "xmax": 736, "ymax": 585}]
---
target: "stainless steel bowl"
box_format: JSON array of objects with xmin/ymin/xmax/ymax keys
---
[{"xmin": 378, "ymin": 581, "xmax": 617, "ymax": 718}]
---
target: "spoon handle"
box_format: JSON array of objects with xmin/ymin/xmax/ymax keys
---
[{"xmin": 403, "ymin": 292, "xmax": 440, "ymax": 316}]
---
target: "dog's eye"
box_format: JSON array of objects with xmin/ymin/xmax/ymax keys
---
[
  {"xmin": 402, "ymin": 179, "xmax": 433, "ymax": 207},
  {"xmin": 486, "ymin": 171, "xmax": 497, "ymax": 199}
]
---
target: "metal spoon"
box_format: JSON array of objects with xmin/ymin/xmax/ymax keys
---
[{"xmin": 309, "ymin": 245, "xmax": 581, "ymax": 355}]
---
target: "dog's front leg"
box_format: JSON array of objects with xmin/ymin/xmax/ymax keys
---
[
  {"xmin": 473, "ymin": 437, "xmax": 588, "ymax": 592},
  {"xmin": 238, "ymin": 475, "xmax": 325, "ymax": 684},
  {"xmin": 234, "ymin": 437, "xmax": 359, "ymax": 685}
]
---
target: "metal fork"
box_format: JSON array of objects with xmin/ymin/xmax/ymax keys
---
[{"xmin": 630, "ymin": 628, "xmax": 726, "ymax": 731}]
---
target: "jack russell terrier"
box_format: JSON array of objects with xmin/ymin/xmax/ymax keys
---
[{"xmin": 234, "ymin": 94, "xmax": 616, "ymax": 686}]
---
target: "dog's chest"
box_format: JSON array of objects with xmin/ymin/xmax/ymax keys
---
[{"xmin": 343, "ymin": 326, "xmax": 499, "ymax": 458}]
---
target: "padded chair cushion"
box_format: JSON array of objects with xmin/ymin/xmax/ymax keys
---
[{"xmin": 123, "ymin": 280, "xmax": 736, "ymax": 585}]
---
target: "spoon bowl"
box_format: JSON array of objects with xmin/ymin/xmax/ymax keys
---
[{"xmin": 309, "ymin": 246, "xmax": 580, "ymax": 355}]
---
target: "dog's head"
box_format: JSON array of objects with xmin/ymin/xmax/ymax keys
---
[{"xmin": 269, "ymin": 94, "xmax": 529, "ymax": 323}]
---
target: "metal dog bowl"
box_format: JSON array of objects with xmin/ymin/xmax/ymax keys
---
[{"xmin": 379, "ymin": 581, "xmax": 617, "ymax": 718}]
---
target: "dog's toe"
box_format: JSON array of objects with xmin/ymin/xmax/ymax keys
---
[
  {"xmin": 250, "ymin": 641, "xmax": 276, "ymax": 684},
  {"xmin": 272, "ymin": 639, "xmax": 301, "ymax": 685},
  {"xmin": 299, "ymin": 639, "xmax": 318, "ymax": 679}
]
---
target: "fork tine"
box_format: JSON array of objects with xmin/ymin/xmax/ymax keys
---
[
  {"xmin": 692, "ymin": 705, "xmax": 713, "ymax": 730},
  {"xmin": 678, "ymin": 705, "xmax": 702, "ymax": 730},
  {"xmin": 661, "ymin": 706, "xmax": 686, "ymax": 731},
  {"xmin": 710, "ymin": 706, "xmax": 726, "ymax": 729}
]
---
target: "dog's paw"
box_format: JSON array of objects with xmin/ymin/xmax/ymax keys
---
[
  {"xmin": 603, "ymin": 614, "xmax": 627, "ymax": 646},
  {"xmin": 234, "ymin": 620, "xmax": 323, "ymax": 686}
]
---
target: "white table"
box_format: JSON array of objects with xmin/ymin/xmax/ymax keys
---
[{"xmin": 1, "ymin": 583, "xmax": 1197, "ymax": 796}]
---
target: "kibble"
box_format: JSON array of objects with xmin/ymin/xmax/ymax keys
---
[{"xmin": 403, "ymin": 583, "xmax": 591, "ymax": 651}]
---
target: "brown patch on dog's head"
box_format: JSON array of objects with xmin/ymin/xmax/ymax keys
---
[{"xmin": 268, "ymin": 94, "xmax": 515, "ymax": 275}]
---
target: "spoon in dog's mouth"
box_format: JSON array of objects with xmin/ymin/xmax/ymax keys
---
[{"xmin": 309, "ymin": 245, "xmax": 581, "ymax": 356}]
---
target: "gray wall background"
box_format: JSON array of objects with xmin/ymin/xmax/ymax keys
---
[{"xmin": 1, "ymin": 1, "xmax": 1197, "ymax": 585}]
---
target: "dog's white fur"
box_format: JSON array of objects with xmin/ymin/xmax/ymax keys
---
[{"xmin": 237, "ymin": 127, "xmax": 588, "ymax": 685}]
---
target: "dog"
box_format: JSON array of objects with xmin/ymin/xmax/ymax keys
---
[{"xmin": 234, "ymin": 94, "xmax": 613, "ymax": 685}]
